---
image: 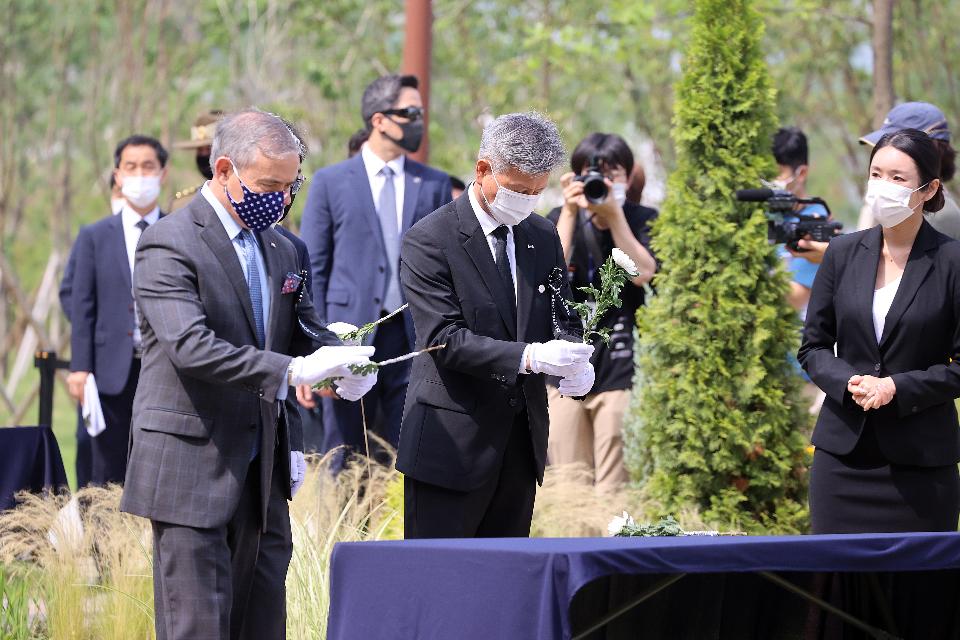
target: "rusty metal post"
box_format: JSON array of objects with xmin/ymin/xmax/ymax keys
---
[{"xmin": 402, "ymin": 0, "xmax": 433, "ymax": 163}]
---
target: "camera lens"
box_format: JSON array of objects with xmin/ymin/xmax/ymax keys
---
[{"xmin": 582, "ymin": 175, "xmax": 608, "ymax": 204}]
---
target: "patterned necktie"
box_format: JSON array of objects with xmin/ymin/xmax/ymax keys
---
[
  {"xmin": 378, "ymin": 165, "xmax": 402, "ymax": 312},
  {"xmin": 491, "ymin": 225, "xmax": 517, "ymax": 321},
  {"xmin": 238, "ymin": 229, "xmax": 266, "ymax": 349},
  {"xmin": 135, "ymin": 219, "xmax": 149, "ymax": 232}
]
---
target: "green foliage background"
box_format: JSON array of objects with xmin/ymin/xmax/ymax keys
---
[{"xmin": 626, "ymin": 0, "xmax": 811, "ymax": 532}]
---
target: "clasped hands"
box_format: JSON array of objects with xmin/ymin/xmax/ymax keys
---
[
  {"xmin": 289, "ymin": 345, "xmax": 378, "ymax": 402},
  {"xmin": 847, "ymin": 374, "xmax": 896, "ymax": 411},
  {"xmin": 528, "ymin": 340, "xmax": 596, "ymax": 397}
]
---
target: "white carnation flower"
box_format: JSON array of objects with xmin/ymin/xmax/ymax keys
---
[
  {"xmin": 326, "ymin": 322, "xmax": 360, "ymax": 346},
  {"xmin": 611, "ymin": 248, "xmax": 639, "ymax": 276},
  {"xmin": 607, "ymin": 510, "xmax": 634, "ymax": 536}
]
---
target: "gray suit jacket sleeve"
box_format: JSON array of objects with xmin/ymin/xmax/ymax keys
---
[{"xmin": 134, "ymin": 234, "xmax": 290, "ymax": 402}]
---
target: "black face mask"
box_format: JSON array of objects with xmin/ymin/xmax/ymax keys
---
[
  {"xmin": 383, "ymin": 118, "xmax": 424, "ymax": 153},
  {"xmin": 196, "ymin": 154, "xmax": 213, "ymax": 180}
]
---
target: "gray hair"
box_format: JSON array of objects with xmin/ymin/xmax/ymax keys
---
[
  {"xmin": 209, "ymin": 108, "xmax": 302, "ymax": 174},
  {"xmin": 478, "ymin": 111, "xmax": 566, "ymax": 176},
  {"xmin": 361, "ymin": 74, "xmax": 419, "ymax": 128}
]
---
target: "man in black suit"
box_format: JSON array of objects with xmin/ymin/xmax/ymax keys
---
[
  {"xmin": 65, "ymin": 135, "xmax": 170, "ymax": 485},
  {"xmin": 398, "ymin": 112, "xmax": 595, "ymax": 538}
]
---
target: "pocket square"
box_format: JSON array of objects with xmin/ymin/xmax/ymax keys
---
[{"xmin": 281, "ymin": 272, "xmax": 303, "ymax": 295}]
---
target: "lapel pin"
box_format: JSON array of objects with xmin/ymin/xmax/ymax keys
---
[
  {"xmin": 270, "ymin": 242, "xmax": 276, "ymax": 248},
  {"xmin": 527, "ymin": 244, "xmax": 535, "ymax": 249},
  {"xmin": 414, "ymin": 176, "xmax": 422, "ymax": 184},
  {"xmin": 538, "ymin": 284, "xmax": 545, "ymax": 294}
]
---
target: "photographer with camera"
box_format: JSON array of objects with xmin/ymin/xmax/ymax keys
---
[{"xmin": 547, "ymin": 133, "xmax": 657, "ymax": 491}]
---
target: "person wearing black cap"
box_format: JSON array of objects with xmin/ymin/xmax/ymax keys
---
[{"xmin": 858, "ymin": 102, "xmax": 960, "ymax": 239}]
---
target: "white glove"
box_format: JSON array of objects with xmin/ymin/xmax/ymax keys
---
[
  {"xmin": 290, "ymin": 450, "xmax": 306, "ymax": 497},
  {"xmin": 288, "ymin": 346, "xmax": 376, "ymax": 386},
  {"xmin": 335, "ymin": 369, "xmax": 379, "ymax": 402},
  {"xmin": 557, "ymin": 362, "xmax": 595, "ymax": 397},
  {"xmin": 527, "ymin": 340, "xmax": 594, "ymax": 377}
]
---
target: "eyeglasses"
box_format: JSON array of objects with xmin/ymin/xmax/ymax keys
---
[
  {"xmin": 290, "ymin": 172, "xmax": 306, "ymax": 196},
  {"xmin": 381, "ymin": 106, "xmax": 424, "ymax": 121}
]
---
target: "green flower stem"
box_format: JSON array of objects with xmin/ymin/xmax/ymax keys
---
[
  {"xmin": 311, "ymin": 344, "xmax": 446, "ymax": 391},
  {"xmin": 568, "ymin": 255, "xmax": 632, "ymax": 344}
]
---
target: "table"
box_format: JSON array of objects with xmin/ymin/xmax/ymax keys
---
[
  {"xmin": 0, "ymin": 425, "xmax": 69, "ymax": 511},
  {"xmin": 327, "ymin": 533, "xmax": 960, "ymax": 639}
]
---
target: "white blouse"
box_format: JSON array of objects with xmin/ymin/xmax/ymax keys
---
[{"xmin": 872, "ymin": 273, "xmax": 903, "ymax": 343}]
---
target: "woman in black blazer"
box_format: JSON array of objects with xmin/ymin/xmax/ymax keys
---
[{"xmin": 799, "ymin": 128, "xmax": 960, "ymax": 533}]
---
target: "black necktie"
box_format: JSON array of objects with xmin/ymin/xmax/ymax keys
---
[
  {"xmin": 135, "ymin": 219, "xmax": 149, "ymax": 232},
  {"xmin": 491, "ymin": 225, "xmax": 517, "ymax": 320}
]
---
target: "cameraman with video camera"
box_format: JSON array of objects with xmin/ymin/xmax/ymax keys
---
[
  {"xmin": 771, "ymin": 127, "xmax": 830, "ymax": 314},
  {"xmin": 547, "ymin": 133, "xmax": 657, "ymax": 491}
]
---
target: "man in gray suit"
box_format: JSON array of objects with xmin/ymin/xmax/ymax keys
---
[{"xmin": 120, "ymin": 109, "xmax": 378, "ymax": 640}]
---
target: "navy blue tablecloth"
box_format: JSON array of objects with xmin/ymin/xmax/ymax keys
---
[
  {"xmin": 0, "ymin": 426, "xmax": 69, "ymax": 510},
  {"xmin": 327, "ymin": 533, "xmax": 960, "ymax": 640}
]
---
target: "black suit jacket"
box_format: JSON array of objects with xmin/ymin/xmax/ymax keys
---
[
  {"xmin": 799, "ymin": 220, "xmax": 960, "ymax": 466},
  {"xmin": 397, "ymin": 192, "xmax": 579, "ymax": 492}
]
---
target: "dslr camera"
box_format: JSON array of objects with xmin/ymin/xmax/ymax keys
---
[
  {"xmin": 574, "ymin": 156, "xmax": 609, "ymax": 204},
  {"xmin": 735, "ymin": 187, "xmax": 842, "ymax": 251}
]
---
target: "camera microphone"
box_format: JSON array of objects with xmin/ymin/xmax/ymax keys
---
[{"xmin": 735, "ymin": 188, "xmax": 776, "ymax": 202}]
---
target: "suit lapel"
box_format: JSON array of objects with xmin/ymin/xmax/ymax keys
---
[
  {"xmin": 197, "ymin": 204, "xmax": 260, "ymax": 343},
  {"xmin": 879, "ymin": 221, "xmax": 938, "ymax": 350},
  {"xmin": 848, "ymin": 226, "xmax": 883, "ymax": 359},
  {"xmin": 258, "ymin": 227, "xmax": 286, "ymax": 350},
  {"xmin": 457, "ymin": 195, "xmax": 517, "ymax": 339},
  {"xmin": 401, "ymin": 161, "xmax": 423, "ymax": 234},
  {"xmin": 347, "ymin": 155, "xmax": 387, "ymax": 257},
  {"xmin": 110, "ymin": 215, "xmax": 133, "ymax": 293},
  {"xmin": 514, "ymin": 223, "xmax": 537, "ymax": 343}
]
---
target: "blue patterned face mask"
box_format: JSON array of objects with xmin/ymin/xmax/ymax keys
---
[{"xmin": 225, "ymin": 161, "xmax": 286, "ymax": 231}]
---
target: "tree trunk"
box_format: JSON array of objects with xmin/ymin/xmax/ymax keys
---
[
  {"xmin": 402, "ymin": 0, "xmax": 432, "ymax": 164},
  {"xmin": 872, "ymin": 0, "xmax": 895, "ymax": 128}
]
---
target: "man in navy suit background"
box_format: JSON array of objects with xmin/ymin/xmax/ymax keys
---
[
  {"xmin": 65, "ymin": 135, "xmax": 168, "ymax": 485},
  {"xmin": 300, "ymin": 74, "xmax": 452, "ymax": 464}
]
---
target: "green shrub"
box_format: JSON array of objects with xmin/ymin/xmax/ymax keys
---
[{"xmin": 625, "ymin": 0, "xmax": 811, "ymax": 533}]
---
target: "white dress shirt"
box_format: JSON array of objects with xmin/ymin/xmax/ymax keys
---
[
  {"xmin": 361, "ymin": 143, "xmax": 406, "ymax": 230},
  {"xmin": 872, "ymin": 274, "xmax": 902, "ymax": 343},
  {"xmin": 467, "ymin": 183, "xmax": 518, "ymax": 301},
  {"xmin": 467, "ymin": 183, "xmax": 531, "ymax": 373},
  {"xmin": 121, "ymin": 204, "xmax": 160, "ymax": 348}
]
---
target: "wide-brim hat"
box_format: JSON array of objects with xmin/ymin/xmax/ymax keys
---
[
  {"xmin": 174, "ymin": 110, "xmax": 224, "ymax": 149},
  {"xmin": 860, "ymin": 102, "xmax": 951, "ymax": 146}
]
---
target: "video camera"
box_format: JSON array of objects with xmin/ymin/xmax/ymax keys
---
[
  {"xmin": 735, "ymin": 188, "xmax": 842, "ymax": 251},
  {"xmin": 574, "ymin": 156, "xmax": 609, "ymax": 204}
]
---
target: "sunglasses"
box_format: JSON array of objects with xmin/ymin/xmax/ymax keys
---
[{"xmin": 381, "ymin": 106, "xmax": 424, "ymax": 121}]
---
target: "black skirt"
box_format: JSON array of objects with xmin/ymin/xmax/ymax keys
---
[{"xmin": 809, "ymin": 422, "xmax": 960, "ymax": 534}]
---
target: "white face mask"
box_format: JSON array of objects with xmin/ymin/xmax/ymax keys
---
[
  {"xmin": 121, "ymin": 175, "xmax": 162, "ymax": 209},
  {"xmin": 111, "ymin": 197, "xmax": 125, "ymax": 215},
  {"xmin": 611, "ymin": 182, "xmax": 628, "ymax": 207},
  {"xmin": 865, "ymin": 178, "xmax": 928, "ymax": 228},
  {"xmin": 480, "ymin": 172, "xmax": 540, "ymax": 226}
]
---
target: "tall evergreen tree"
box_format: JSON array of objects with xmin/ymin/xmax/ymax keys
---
[{"xmin": 626, "ymin": 0, "xmax": 810, "ymax": 532}]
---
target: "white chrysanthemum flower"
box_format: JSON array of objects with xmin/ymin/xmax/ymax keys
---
[
  {"xmin": 607, "ymin": 510, "xmax": 634, "ymax": 536},
  {"xmin": 611, "ymin": 248, "xmax": 639, "ymax": 276},
  {"xmin": 326, "ymin": 322, "xmax": 360, "ymax": 346}
]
